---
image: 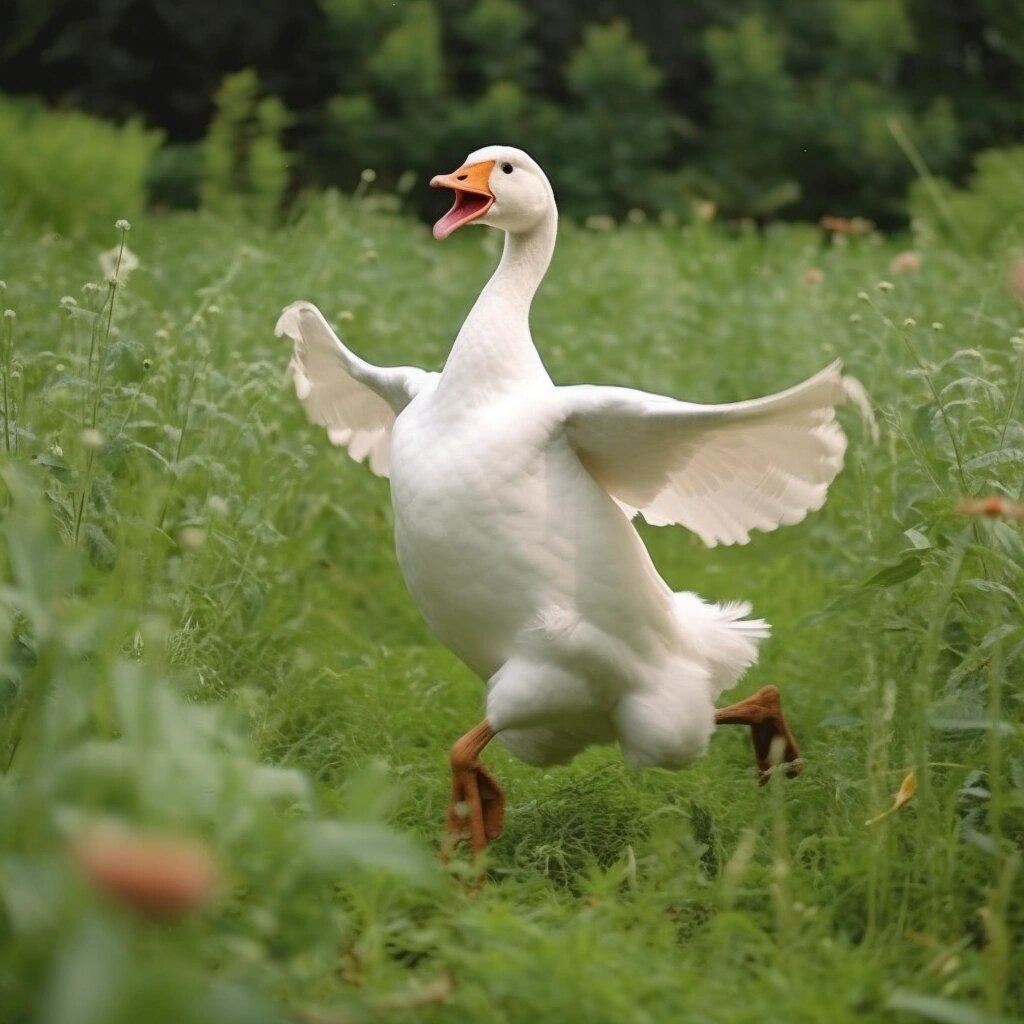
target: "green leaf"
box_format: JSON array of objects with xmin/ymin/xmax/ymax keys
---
[
  {"xmin": 903, "ymin": 527, "xmax": 931, "ymax": 549},
  {"xmin": 964, "ymin": 447, "xmax": 1024, "ymax": 471},
  {"xmin": 928, "ymin": 716, "xmax": 1015, "ymax": 735},
  {"xmin": 300, "ymin": 820, "xmax": 439, "ymax": 887},
  {"xmin": 31, "ymin": 453, "xmax": 69, "ymax": 472},
  {"xmin": 0, "ymin": 856, "xmax": 65, "ymax": 933},
  {"xmin": 887, "ymin": 991, "xmax": 1013, "ymax": 1024},
  {"xmin": 861, "ymin": 552, "xmax": 925, "ymax": 588},
  {"xmin": 961, "ymin": 828, "xmax": 998, "ymax": 855},
  {"xmin": 61, "ymin": 304, "xmax": 102, "ymax": 325},
  {"xmin": 84, "ymin": 523, "xmax": 117, "ymax": 571},
  {"xmin": 910, "ymin": 403, "xmax": 935, "ymax": 445},
  {"xmin": 40, "ymin": 918, "xmax": 127, "ymax": 1024}
]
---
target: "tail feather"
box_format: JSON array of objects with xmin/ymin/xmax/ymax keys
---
[{"xmin": 674, "ymin": 592, "xmax": 769, "ymax": 698}]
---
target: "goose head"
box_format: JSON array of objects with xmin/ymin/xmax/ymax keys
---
[{"xmin": 430, "ymin": 146, "xmax": 554, "ymax": 240}]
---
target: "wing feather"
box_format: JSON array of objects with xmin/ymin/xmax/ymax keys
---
[
  {"xmin": 276, "ymin": 301, "xmax": 434, "ymax": 478},
  {"xmin": 561, "ymin": 361, "xmax": 870, "ymax": 546}
]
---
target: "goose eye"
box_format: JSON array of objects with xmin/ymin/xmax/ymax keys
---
[{"xmin": 501, "ymin": 162, "xmax": 513, "ymax": 174}]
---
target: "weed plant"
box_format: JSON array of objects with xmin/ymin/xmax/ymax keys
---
[{"xmin": 0, "ymin": 183, "xmax": 1021, "ymax": 1023}]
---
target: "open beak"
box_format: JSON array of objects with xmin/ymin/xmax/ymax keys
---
[{"xmin": 430, "ymin": 160, "xmax": 495, "ymax": 240}]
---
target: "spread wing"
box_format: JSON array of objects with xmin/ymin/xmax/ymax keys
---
[
  {"xmin": 560, "ymin": 361, "xmax": 871, "ymax": 546},
  {"xmin": 276, "ymin": 301, "xmax": 435, "ymax": 477}
]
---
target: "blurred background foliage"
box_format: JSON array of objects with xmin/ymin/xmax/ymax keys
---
[
  {"xmin": 2, "ymin": 3, "xmax": 1024, "ymax": 1022},
  {"xmin": 1, "ymin": 0, "xmax": 1023, "ymax": 230}
]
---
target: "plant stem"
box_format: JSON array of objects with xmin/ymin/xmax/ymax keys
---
[
  {"xmin": 73, "ymin": 229, "xmax": 127, "ymax": 545},
  {"xmin": 899, "ymin": 329, "xmax": 969, "ymax": 493},
  {"xmin": 0, "ymin": 311, "xmax": 14, "ymax": 454},
  {"xmin": 158, "ymin": 358, "xmax": 205, "ymax": 530},
  {"xmin": 910, "ymin": 529, "xmax": 968, "ymax": 930},
  {"xmin": 887, "ymin": 117, "xmax": 963, "ymax": 244},
  {"xmin": 998, "ymin": 343, "xmax": 1023, "ymax": 451}
]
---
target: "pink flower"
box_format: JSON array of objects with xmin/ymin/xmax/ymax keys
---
[
  {"xmin": 890, "ymin": 251, "xmax": 921, "ymax": 274},
  {"xmin": 1007, "ymin": 258, "xmax": 1024, "ymax": 301}
]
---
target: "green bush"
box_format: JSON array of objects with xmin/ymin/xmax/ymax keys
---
[
  {"xmin": 5, "ymin": 0, "xmax": 1024, "ymax": 224},
  {"xmin": 318, "ymin": 0, "xmax": 401, "ymax": 92},
  {"xmin": 367, "ymin": 0, "xmax": 443, "ymax": 105},
  {"xmin": 200, "ymin": 70, "xmax": 290, "ymax": 224},
  {"xmin": 807, "ymin": 0, "xmax": 961, "ymax": 220},
  {"xmin": 908, "ymin": 144, "xmax": 1024, "ymax": 251},
  {"xmin": 555, "ymin": 19, "xmax": 671, "ymax": 217},
  {"xmin": 323, "ymin": 93, "xmax": 386, "ymax": 176},
  {"xmin": 146, "ymin": 143, "xmax": 202, "ymax": 211},
  {"xmin": 0, "ymin": 96, "xmax": 161, "ymax": 237},
  {"xmin": 321, "ymin": 1, "xmax": 447, "ymax": 191},
  {"xmin": 701, "ymin": 15, "xmax": 803, "ymax": 217},
  {"xmin": 322, "ymin": 7, "xmax": 673, "ymax": 220},
  {"xmin": 695, "ymin": 1, "xmax": 966, "ymax": 222},
  {"xmin": 445, "ymin": 81, "xmax": 532, "ymax": 167},
  {"xmin": 457, "ymin": 0, "xmax": 537, "ymax": 87}
]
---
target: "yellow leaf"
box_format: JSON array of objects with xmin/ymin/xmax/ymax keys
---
[
  {"xmin": 865, "ymin": 770, "xmax": 917, "ymax": 826},
  {"xmin": 893, "ymin": 769, "xmax": 917, "ymax": 808}
]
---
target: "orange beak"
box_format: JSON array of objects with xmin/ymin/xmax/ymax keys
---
[{"xmin": 430, "ymin": 160, "xmax": 495, "ymax": 240}]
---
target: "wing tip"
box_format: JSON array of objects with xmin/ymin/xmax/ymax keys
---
[
  {"xmin": 818, "ymin": 358, "xmax": 879, "ymax": 443},
  {"xmin": 275, "ymin": 300, "xmax": 320, "ymax": 341},
  {"xmin": 290, "ymin": 358, "xmax": 313, "ymax": 400},
  {"xmin": 839, "ymin": 372, "xmax": 879, "ymax": 442}
]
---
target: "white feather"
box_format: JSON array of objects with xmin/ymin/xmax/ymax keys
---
[
  {"xmin": 275, "ymin": 300, "xmax": 434, "ymax": 477},
  {"xmin": 560, "ymin": 361, "xmax": 859, "ymax": 546},
  {"xmin": 280, "ymin": 146, "xmax": 870, "ymax": 773}
]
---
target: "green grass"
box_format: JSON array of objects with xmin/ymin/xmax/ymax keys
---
[{"xmin": 0, "ymin": 189, "xmax": 1022, "ymax": 1024}]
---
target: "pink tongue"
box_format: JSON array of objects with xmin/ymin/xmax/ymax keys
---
[
  {"xmin": 433, "ymin": 193, "xmax": 490, "ymax": 240},
  {"xmin": 433, "ymin": 206, "xmax": 465, "ymax": 240}
]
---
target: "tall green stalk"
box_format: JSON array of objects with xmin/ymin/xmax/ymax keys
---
[
  {"xmin": 72, "ymin": 221, "xmax": 129, "ymax": 545},
  {"xmin": 1, "ymin": 305, "xmax": 14, "ymax": 455}
]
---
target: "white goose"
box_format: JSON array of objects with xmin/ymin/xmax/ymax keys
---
[{"xmin": 278, "ymin": 146, "xmax": 863, "ymax": 856}]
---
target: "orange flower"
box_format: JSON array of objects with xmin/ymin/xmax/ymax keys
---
[
  {"xmin": 958, "ymin": 496, "xmax": 1024, "ymax": 520},
  {"xmin": 74, "ymin": 829, "xmax": 219, "ymax": 919},
  {"xmin": 801, "ymin": 267, "xmax": 824, "ymax": 286},
  {"xmin": 820, "ymin": 215, "xmax": 872, "ymax": 236}
]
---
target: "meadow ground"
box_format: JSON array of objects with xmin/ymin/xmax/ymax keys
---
[{"xmin": 0, "ymin": 191, "xmax": 1022, "ymax": 1024}]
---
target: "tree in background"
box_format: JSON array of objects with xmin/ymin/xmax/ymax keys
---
[
  {"xmin": 457, "ymin": 0, "xmax": 538, "ymax": 87},
  {"xmin": 321, "ymin": 3, "xmax": 670, "ymax": 220},
  {"xmin": 807, "ymin": 0, "xmax": 960, "ymax": 220},
  {"xmin": 1, "ymin": 0, "xmax": 1023, "ymax": 225},
  {"xmin": 553, "ymin": 20, "xmax": 671, "ymax": 216},
  {"xmin": 320, "ymin": 2, "xmax": 441, "ymax": 190},
  {"xmin": 700, "ymin": 14, "xmax": 802, "ymax": 217},
  {"xmin": 696, "ymin": 1, "xmax": 963, "ymax": 220}
]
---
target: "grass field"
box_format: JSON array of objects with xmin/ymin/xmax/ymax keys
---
[{"xmin": 0, "ymin": 189, "xmax": 1022, "ymax": 1024}]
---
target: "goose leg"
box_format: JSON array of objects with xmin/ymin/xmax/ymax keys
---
[
  {"xmin": 715, "ymin": 685, "xmax": 801, "ymax": 784},
  {"xmin": 443, "ymin": 719, "xmax": 505, "ymax": 858}
]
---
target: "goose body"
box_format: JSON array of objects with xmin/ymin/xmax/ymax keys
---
[
  {"xmin": 391, "ymin": 378, "xmax": 719, "ymax": 768},
  {"xmin": 279, "ymin": 146, "xmax": 865, "ymax": 850}
]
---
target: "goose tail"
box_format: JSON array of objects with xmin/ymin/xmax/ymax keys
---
[{"xmin": 673, "ymin": 592, "xmax": 770, "ymax": 698}]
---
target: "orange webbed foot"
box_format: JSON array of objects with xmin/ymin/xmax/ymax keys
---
[
  {"xmin": 715, "ymin": 684, "xmax": 802, "ymax": 784},
  {"xmin": 442, "ymin": 720, "xmax": 505, "ymax": 861}
]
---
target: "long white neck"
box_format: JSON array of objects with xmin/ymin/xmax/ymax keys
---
[{"xmin": 437, "ymin": 210, "xmax": 557, "ymax": 400}]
